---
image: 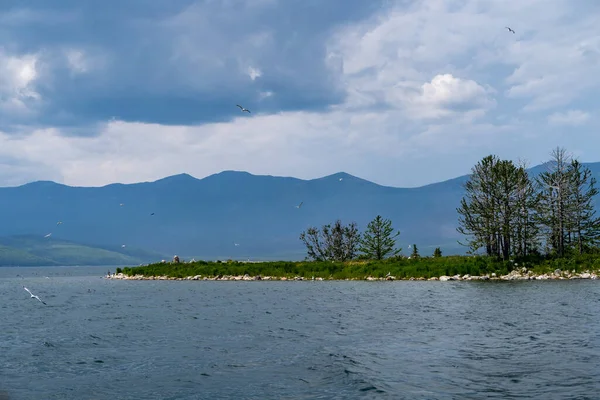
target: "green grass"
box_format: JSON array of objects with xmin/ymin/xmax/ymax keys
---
[{"xmin": 119, "ymin": 254, "xmax": 600, "ymax": 280}]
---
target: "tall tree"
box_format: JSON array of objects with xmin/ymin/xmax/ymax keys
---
[
  {"xmin": 565, "ymin": 160, "xmax": 600, "ymax": 254},
  {"xmin": 299, "ymin": 220, "xmax": 361, "ymax": 261},
  {"xmin": 359, "ymin": 215, "xmax": 401, "ymax": 260},
  {"xmin": 457, "ymin": 155, "xmax": 537, "ymax": 259},
  {"xmin": 494, "ymin": 159, "xmax": 521, "ymax": 260},
  {"xmin": 536, "ymin": 147, "xmax": 573, "ymax": 257},
  {"xmin": 511, "ymin": 162, "xmax": 540, "ymax": 257},
  {"xmin": 457, "ymin": 155, "xmax": 500, "ymax": 256}
]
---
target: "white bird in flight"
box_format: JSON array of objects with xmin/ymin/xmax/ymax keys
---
[
  {"xmin": 120, "ymin": 203, "xmax": 125, "ymax": 207},
  {"xmin": 56, "ymin": 221, "xmax": 63, "ymax": 225},
  {"xmin": 236, "ymin": 104, "xmax": 251, "ymax": 113},
  {"xmin": 295, "ymin": 201, "xmax": 303, "ymax": 209},
  {"xmin": 339, "ymin": 178, "xmax": 343, "ymax": 181},
  {"xmin": 234, "ymin": 242, "xmax": 240, "ymax": 247},
  {"xmin": 23, "ymin": 286, "xmax": 46, "ymax": 305},
  {"xmin": 121, "ymin": 244, "xmax": 126, "ymax": 248},
  {"xmin": 44, "ymin": 233, "xmax": 52, "ymax": 238},
  {"xmin": 505, "ymin": 26, "xmax": 515, "ymax": 34}
]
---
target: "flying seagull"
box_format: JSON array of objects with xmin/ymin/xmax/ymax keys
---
[
  {"xmin": 120, "ymin": 203, "xmax": 125, "ymax": 207},
  {"xmin": 121, "ymin": 244, "xmax": 126, "ymax": 248},
  {"xmin": 505, "ymin": 26, "xmax": 515, "ymax": 34},
  {"xmin": 295, "ymin": 201, "xmax": 303, "ymax": 209},
  {"xmin": 339, "ymin": 178, "xmax": 343, "ymax": 181},
  {"xmin": 56, "ymin": 221, "xmax": 63, "ymax": 225},
  {"xmin": 44, "ymin": 233, "xmax": 52, "ymax": 238},
  {"xmin": 234, "ymin": 242, "xmax": 240, "ymax": 247},
  {"xmin": 236, "ymin": 104, "xmax": 251, "ymax": 113},
  {"xmin": 23, "ymin": 286, "xmax": 46, "ymax": 305}
]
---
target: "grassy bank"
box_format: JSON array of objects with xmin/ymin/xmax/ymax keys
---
[{"xmin": 119, "ymin": 254, "xmax": 600, "ymax": 280}]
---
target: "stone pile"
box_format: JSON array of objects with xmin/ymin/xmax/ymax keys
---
[{"xmin": 106, "ymin": 268, "xmax": 599, "ymax": 282}]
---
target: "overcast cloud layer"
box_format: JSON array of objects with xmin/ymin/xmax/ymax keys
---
[{"xmin": 0, "ymin": 0, "xmax": 598, "ymax": 187}]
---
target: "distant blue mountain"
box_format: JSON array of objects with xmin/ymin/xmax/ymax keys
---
[{"xmin": 0, "ymin": 162, "xmax": 598, "ymax": 261}]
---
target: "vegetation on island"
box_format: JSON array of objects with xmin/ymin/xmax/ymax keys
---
[{"xmin": 120, "ymin": 146, "xmax": 600, "ymax": 280}]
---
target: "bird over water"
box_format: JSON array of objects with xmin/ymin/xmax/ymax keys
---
[{"xmin": 23, "ymin": 286, "xmax": 46, "ymax": 305}]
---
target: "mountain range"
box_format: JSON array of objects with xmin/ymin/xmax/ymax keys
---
[{"xmin": 0, "ymin": 161, "xmax": 598, "ymax": 265}]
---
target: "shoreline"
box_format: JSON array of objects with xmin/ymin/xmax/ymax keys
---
[{"xmin": 106, "ymin": 268, "xmax": 600, "ymax": 282}]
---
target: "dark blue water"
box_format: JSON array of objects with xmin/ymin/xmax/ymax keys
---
[{"xmin": 1, "ymin": 266, "xmax": 600, "ymax": 399}]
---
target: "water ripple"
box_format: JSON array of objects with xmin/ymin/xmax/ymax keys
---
[{"xmin": 1, "ymin": 267, "xmax": 600, "ymax": 399}]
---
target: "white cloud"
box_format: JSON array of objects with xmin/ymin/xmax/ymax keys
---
[
  {"xmin": 65, "ymin": 49, "xmax": 88, "ymax": 74},
  {"xmin": 406, "ymin": 74, "xmax": 495, "ymax": 119},
  {"xmin": 0, "ymin": 0, "xmax": 599, "ymax": 189},
  {"xmin": 258, "ymin": 91, "xmax": 274, "ymax": 100},
  {"xmin": 159, "ymin": 4, "xmax": 275, "ymax": 89},
  {"xmin": 247, "ymin": 66, "xmax": 262, "ymax": 80},
  {"xmin": 327, "ymin": 0, "xmax": 600, "ymax": 114},
  {"xmin": 62, "ymin": 47, "xmax": 110, "ymax": 77},
  {"xmin": 0, "ymin": 49, "xmax": 40, "ymax": 114},
  {"xmin": 548, "ymin": 110, "xmax": 590, "ymax": 126},
  {"xmin": 0, "ymin": 108, "xmax": 537, "ymax": 189}
]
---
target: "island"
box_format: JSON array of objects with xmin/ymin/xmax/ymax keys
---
[
  {"xmin": 109, "ymin": 149, "xmax": 600, "ymax": 282},
  {"xmin": 108, "ymin": 255, "xmax": 600, "ymax": 281}
]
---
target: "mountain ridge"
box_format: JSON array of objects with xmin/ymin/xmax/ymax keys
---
[
  {"xmin": 13, "ymin": 170, "xmax": 458, "ymax": 191},
  {"xmin": 0, "ymin": 162, "xmax": 597, "ymax": 262},
  {"xmin": 11, "ymin": 160, "xmax": 600, "ymax": 191}
]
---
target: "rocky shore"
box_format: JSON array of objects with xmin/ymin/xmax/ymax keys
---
[{"xmin": 106, "ymin": 267, "xmax": 600, "ymax": 281}]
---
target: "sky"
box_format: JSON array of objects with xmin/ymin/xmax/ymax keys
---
[{"xmin": 0, "ymin": 0, "xmax": 598, "ymax": 188}]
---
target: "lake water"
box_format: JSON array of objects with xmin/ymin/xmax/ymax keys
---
[{"xmin": 1, "ymin": 266, "xmax": 600, "ymax": 399}]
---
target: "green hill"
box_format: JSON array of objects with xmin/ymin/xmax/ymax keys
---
[
  {"xmin": 0, "ymin": 244, "xmax": 58, "ymax": 266},
  {"xmin": 0, "ymin": 235, "xmax": 167, "ymax": 266}
]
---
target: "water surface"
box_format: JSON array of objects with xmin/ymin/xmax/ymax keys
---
[{"xmin": 1, "ymin": 266, "xmax": 599, "ymax": 399}]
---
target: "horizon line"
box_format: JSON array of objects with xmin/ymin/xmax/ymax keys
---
[{"xmin": 3, "ymin": 160, "xmax": 599, "ymax": 191}]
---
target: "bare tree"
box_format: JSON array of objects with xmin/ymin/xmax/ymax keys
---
[
  {"xmin": 566, "ymin": 160, "xmax": 600, "ymax": 254},
  {"xmin": 512, "ymin": 158, "xmax": 540, "ymax": 257},
  {"xmin": 536, "ymin": 147, "xmax": 573, "ymax": 256},
  {"xmin": 299, "ymin": 227, "xmax": 329, "ymax": 261},
  {"xmin": 457, "ymin": 155, "xmax": 535, "ymax": 259},
  {"xmin": 300, "ymin": 220, "xmax": 361, "ymax": 261},
  {"xmin": 457, "ymin": 155, "xmax": 500, "ymax": 256}
]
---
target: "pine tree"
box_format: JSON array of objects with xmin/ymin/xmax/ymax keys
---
[
  {"xmin": 411, "ymin": 244, "xmax": 419, "ymax": 258},
  {"xmin": 358, "ymin": 215, "xmax": 400, "ymax": 260},
  {"xmin": 433, "ymin": 247, "xmax": 442, "ymax": 257}
]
